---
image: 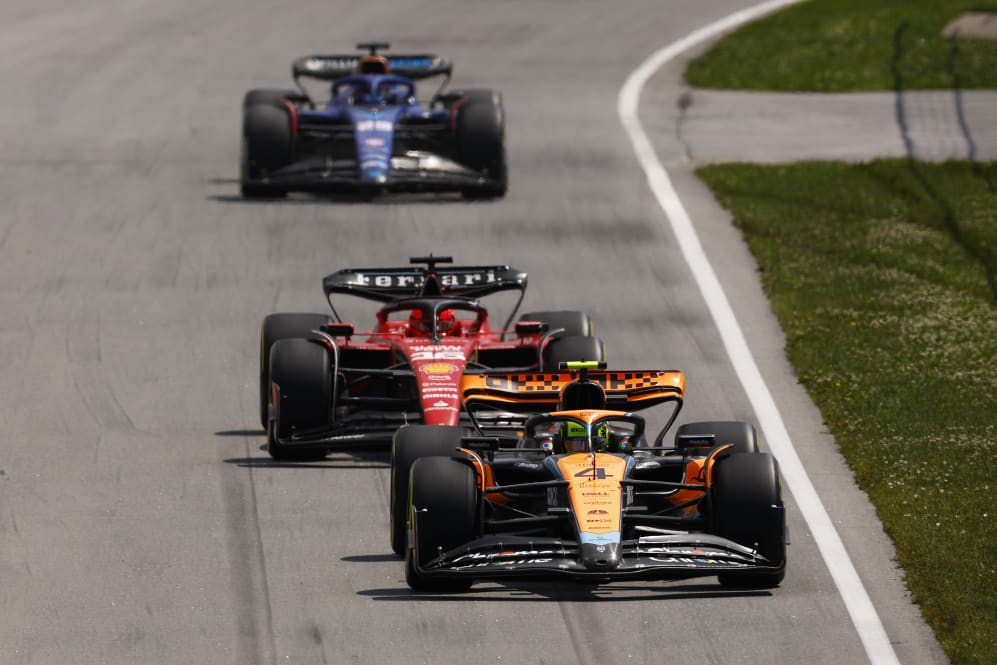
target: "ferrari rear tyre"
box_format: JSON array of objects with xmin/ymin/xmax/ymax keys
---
[
  {"xmin": 241, "ymin": 103, "xmax": 294, "ymax": 198},
  {"xmin": 456, "ymin": 89, "xmax": 507, "ymax": 199},
  {"xmin": 542, "ymin": 335, "xmax": 606, "ymax": 370},
  {"xmin": 520, "ymin": 310, "xmax": 594, "ymax": 338},
  {"xmin": 675, "ymin": 421, "xmax": 759, "ymax": 454},
  {"xmin": 267, "ymin": 339, "xmax": 330, "ymax": 461},
  {"xmin": 390, "ymin": 425, "xmax": 464, "ymax": 556},
  {"xmin": 711, "ymin": 452, "xmax": 786, "ymax": 589},
  {"xmin": 259, "ymin": 313, "xmax": 330, "ymax": 428},
  {"xmin": 405, "ymin": 456, "xmax": 478, "ymax": 592}
]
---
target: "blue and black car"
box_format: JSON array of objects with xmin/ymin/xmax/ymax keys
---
[{"xmin": 240, "ymin": 42, "xmax": 506, "ymax": 199}]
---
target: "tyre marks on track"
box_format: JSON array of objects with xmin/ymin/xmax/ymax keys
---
[{"xmin": 218, "ymin": 442, "xmax": 279, "ymax": 665}]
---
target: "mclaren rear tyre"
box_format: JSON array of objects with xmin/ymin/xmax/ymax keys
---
[
  {"xmin": 267, "ymin": 338, "xmax": 331, "ymax": 461},
  {"xmin": 259, "ymin": 313, "xmax": 330, "ymax": 429},
  {"xmin": 519, "ymin": 310, "xmax": 595, "ymax": 338},
  {"xmin": 405, "ymin": 456, "xmax": 478, "ymax": 593},
  {"xmin": 711, "ymin": 452, "xmax": 786, "ymax": 589},
  {"xmin": 674, "ymin": 421, "xmax": 760, "ymax": 455},
  {"xmin": 542, "ymin": 335, "xmax": 606, "ymax": 370},
  {"xmin": 241, "ymin": 103, "xmax": 294, "ymax": 199},
  {"xmin": 455, "ymin": 89, "xmax": 507, "ymax": 199},
  {"xmin": 390, "ymin": 425, "xmax": 465, "ymax": 556}
]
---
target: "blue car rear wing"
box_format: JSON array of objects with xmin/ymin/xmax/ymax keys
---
[{"xmin": 292, "ymin": 54, "xmax": 453, "ymax": 82}]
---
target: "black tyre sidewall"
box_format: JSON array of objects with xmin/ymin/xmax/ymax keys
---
[
  {"xmin": 267, "ymin": 338, "xmax": 330, "ymax": 460},
  {"xmin": 242, "ymin": 88, "xmax": 307, "ymax": 110},
  {"xmin": 242, "ymin": 104, "xmax": 294, "ymax": 193},
  {"xmin": 542, "ymin": 335, "xmax": 606, "ymax": 370},
  {"xmin": 259, "ymin": 313, "xmax": 329, "ymax": 429},
  {"xmin": 711, "ymin": 452, "xmax": 786, "ymax": 587},
  {"xmin": 519, "ymin": 310, "xmax": 594, "ymax": 338},
  {"xmin": 390, "ymin": 425, "xmax": 465, "ymax": 556},
  {"xmin": 455, "ymin": 91, "xmax": 506, "ymax": 196},
  {"xmin": 405, "ymin": 456, "xmax": 478, "ymax": 591},
  {"xmin": 675, "ymin": 420, "xmax": 759, "ymax": 454}
]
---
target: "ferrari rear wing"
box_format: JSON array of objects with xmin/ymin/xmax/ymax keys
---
[
  {"xmin": 292, "ymin": 54, "xmax": 453, "ymax": 82},
  {"xmin": 322, "ymin": 264, "xmax": 528, "ymax": 302}
]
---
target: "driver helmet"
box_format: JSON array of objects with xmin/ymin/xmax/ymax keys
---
[
  {"xmin": 357, "ymin": 55, "xmax": 389, "ymax": 74},
  {"xmin": 561, "ymin": 422, "xmax": 589, "ymax": 453},
  {"xmin": 408, "ymin": 309, "xmax": 456, "ymax": 335},
  {"xmin": 590, "ymin": 423, "xmax": 613, "ymax": 452},
  {"xmin": 437, "ymin": 309, "xmax": 456, "ymax": 333}
]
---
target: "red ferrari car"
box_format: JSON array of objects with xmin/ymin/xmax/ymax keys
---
[{"xmin": 259, "ymin": 256, "xmax": 605, "ymax": 459}]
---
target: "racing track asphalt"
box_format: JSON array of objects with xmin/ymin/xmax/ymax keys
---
[{"xmin": 0, "ymin": 1, "xmax": 950, "ymax": 664}]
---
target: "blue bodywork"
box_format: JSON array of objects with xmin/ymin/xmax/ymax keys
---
[
  {"xmin": 294, "ymin": 73, "xmax": 461, "ymax": 186},
  {"xmin": 242, "ymin": 47, "xmax": 506, "ymax": 197}
]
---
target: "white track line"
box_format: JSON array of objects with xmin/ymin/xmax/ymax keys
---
[{"xmin": 617, "ymin": 3, "xmax": 902, "ymax": 665}]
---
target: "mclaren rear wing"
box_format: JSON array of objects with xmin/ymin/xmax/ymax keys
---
[{"xmin": 461, "ymin": 369, "xmax": 685, "ymax": 413}]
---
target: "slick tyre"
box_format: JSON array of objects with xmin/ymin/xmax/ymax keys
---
[
  {"xmin": 259, "ymin": 313, "xmax": 330, "ymax": 429},
  {"xmin": 455, "ymin": 89, "xmax": 507, "ymax": 199},
  {"xmin": 241, "ymin": 103, "xmax": 294, "ymax": 198},
  {"xmin": 542, "ymin": 335, "xmax": 606, "ymax": 370},
  {"xmin": 242, "ymin": 88, "xmax": 308, "ymax": 110},
  {"xmin": 711, "ymin": 452, "xmax": 786, "ymax": 589},
  {"xmin": 405, "ymin": 456, "xmax": 478, "ymax": 592},
  {"xmin": 674, "ymin": 421, "xmax": 759, "ymax": 454},
  {"xmin": 267, "ymin": 338, "xmax": 330, "ymax": 461},
  {"xmin": 390, "ymin": 425, "xmax": 464, "ymax": 556},
  {"xmin": 519, "ymin": 310, "xmax": 594, "ymax": 338}
]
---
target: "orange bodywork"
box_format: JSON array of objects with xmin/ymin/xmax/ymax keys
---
[
  {"xmin": 460, "ymin": 370, "xmax": 685, "ymax": 411},
  {"xmin": 557, "ymin": 453, "xmax": 628, "ymax": 536}
]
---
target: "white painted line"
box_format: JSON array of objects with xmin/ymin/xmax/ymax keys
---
[{"xmin": 617, "ymin": 3, "xmax": 902, "ymax": 665}]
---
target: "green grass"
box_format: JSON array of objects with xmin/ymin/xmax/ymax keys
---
[
  {"xmin": 686, "ymin": 0, "xmax": 997, "ymax": 91},
  {"xmin": 697, "ymin": 160, "xmax": 997, "ymax": 665}
]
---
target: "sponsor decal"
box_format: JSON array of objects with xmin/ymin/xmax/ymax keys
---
[
  {"xmin": 439, "ymin": 271, "xmax": 497, "ymax": 286},
  {"xmin": 409, "ymin": 345, "xmax": 467, "ymax": 361},
  {"xmin": 581, "ymin": 491, "xmax": 611, "ymax": 497},
  {"xmin": 587, "ymin": 509, "xmax": 609, "ymax": 515},
  {"xmin": 305, "ymin": 57, "xmax": 357, "ymax": 71},
  {"xmin": 422, "ymin": 387, "xmax": 459, "ymax": 396},
  {"xmin": 514, "ymin": 462, "xmax": 542, "ymax": 471},
  {"xmin": 348, "ymin": 270, "xmax": 499, "ymax": 289},
  {"xmin": 453, "ymin": 549, "xmax": 554, "ymax": 563},
  {"xmin": 353, "ymin": 273, "xmax": 420, "ymax": 287},
  {"xmin": 365, "ymin": 138, "xmax": 385, "ymax": 147},
  {"xmin": 432, "ymin": 400, "xmax": 449, "ymax": 407},
  {"xmin": 356, "ymin": 120, "xmax": 393, "ymax": 132},
  {"xmin": 647, "ymin": 556, "xmax": 744, "ymax": 567},
  {"xmin": 409, "ymin": 344, "xmax": 466, "ymax": 353},
  {"xmin": 424, "ymin": 406, "xmax": 458, "ymax": 413},
  {"xmin": 420, "ymin": 363, "xmax": 459, "ymax": 374}
]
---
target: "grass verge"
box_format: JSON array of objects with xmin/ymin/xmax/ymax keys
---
[
  {"xmin": 697, "ymin": 160, "xmax": 996, "ymax": 665},
  {"xmin": 685, "ymin": 0, "xmax": 997, "ymax": 91}
]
